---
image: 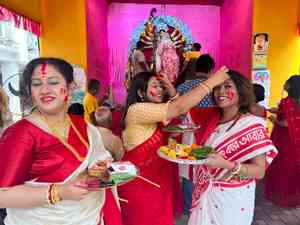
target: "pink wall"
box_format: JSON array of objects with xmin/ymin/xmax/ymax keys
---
[
  {"xmin": 86, "ymin": 0, "xmax": 109, "ymax": 95},
  {"xmin": 220, "ymin": 0, "xmax": 253, "ymax": 78},
  {"xmin": 108, "ymin": 3, "xmax": 221, "ymax": 104}
]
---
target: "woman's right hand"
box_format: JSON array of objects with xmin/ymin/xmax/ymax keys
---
[
  {"xmin": 267, "ymin": 107, "xmax": 278, "ymax": 114},
  {"xmin": 268, "ymin": 115, "xmax": 276, "ymax": 123},
  {"xmin": 58, "ymin": 177, "xmax": 90, "ymax": 201},
  {"xmin": 206, "ymin": 66, "xmax": 229, "ymax": 89}
]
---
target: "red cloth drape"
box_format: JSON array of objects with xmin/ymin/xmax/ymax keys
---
[{"xmin": 0, "ymin": 5, "xmax": 40, "ymax": 36}]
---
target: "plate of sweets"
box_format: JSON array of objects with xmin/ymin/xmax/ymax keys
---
[
  {"xmin": 162, "ymin": 123, "xmax": 201, "ymax": 133},
  {"xmin": 86, "ymin": 161, "xmax": 139, "ymax": 190},
  {"xmin": 157, "ymin": 138, "xmax": 215, "ymax": 165}
]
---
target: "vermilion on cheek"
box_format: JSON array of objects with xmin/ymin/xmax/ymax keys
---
[
  {"xmin": 60, "ymin": 87, "xmax": 66, "ymax": 95},
  {"xmin": 227, "ymin": 90, "xmax": 236, "ymax": 100},
  {"xmin": 60, "ymin": 87, "xmax": 68, "ymax": 102},
  {"xmin": 150, "ymin": 90, "xmax": 156, "ymax": 96}
]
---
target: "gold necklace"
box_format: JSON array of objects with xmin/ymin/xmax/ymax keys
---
[
  {"xmin": 45, "ymin": 118, "xmax": 69, "ymax": 142},
  {"xmin": 41, "ymin": 113, "xmax": 88, "ymax": 162}
]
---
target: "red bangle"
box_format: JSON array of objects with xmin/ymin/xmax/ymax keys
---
[{"xmin": 47, "ymin": 183, "xmax": 55, "ymax": 205}]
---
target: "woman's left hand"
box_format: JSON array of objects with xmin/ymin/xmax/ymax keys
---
[
  {"xmin": 157, "ymin": 73, "xmax": 177, "ymax": 97},
  {"xmin": 205, "ymin": 153, "xmax": 233, "ymax": 169}
]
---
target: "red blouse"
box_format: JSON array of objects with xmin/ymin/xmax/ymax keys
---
[{"xmin": 0, "ymin": 115, "xmax": 89, "ymax": 187}]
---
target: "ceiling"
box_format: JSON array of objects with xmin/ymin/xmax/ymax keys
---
[{"xmin": 107, "ymin": 0, "xmax": 224, "ymax": 5}]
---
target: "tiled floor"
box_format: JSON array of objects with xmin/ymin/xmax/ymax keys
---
[
  {"xmin": 252, "ymin": 182, "xmax": 300, "ymax": 225},
  {"xmin": 176, "ymin": 182, "xmax": 300, "ymax": 225}
]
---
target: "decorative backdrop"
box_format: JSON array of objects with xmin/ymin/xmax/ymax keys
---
[
  {"xmin": 108, "ymin": 3, "xmax": 221, "ymax": 104},
  {"xmin": 128, "ymin": 15, "xmax": 195, "ymax": 55}
]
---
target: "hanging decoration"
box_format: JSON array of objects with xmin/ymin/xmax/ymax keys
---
[{"xmin": 0, "ymin": 5, "xmax": 40, "ymax": 36}]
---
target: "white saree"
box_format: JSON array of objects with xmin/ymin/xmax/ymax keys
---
[
  {"xmin": 5, "ymin": 123, "xmax": 111, "ymax": 225},
  {"xmin": 188, "ymin": 115, "xmax": 277, "ymax": 225}
]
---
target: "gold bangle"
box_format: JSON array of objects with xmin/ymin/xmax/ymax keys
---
[
  {"xmin": 199, "ymin": 83, "xmax": 210, "ymax": 94},
  {"xmin": 239, "ymin": 164, "xmax": 248, "ymax": 180},
  {"xmin": 88, "ymin": 169, "xmax": 102, "ymax": 177},
  {"xmin": 50, "ymin": 184, "xmax": 62, "ymax": 205},
  {"xmin": 46, "ymin": 184, "xmax": 53, "ymax": 206},
  {"xmin": 202, "ymin": 82, "xmax": 212, "ymax": 93}
]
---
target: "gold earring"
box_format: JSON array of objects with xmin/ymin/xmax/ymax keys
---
[
  {"xmin": 137, "ymin": 90, "xmax": 144, "ymax": 101},
  {"xmin": 64, "ymin": 95, "xmax": 69, "ymax": 113}
]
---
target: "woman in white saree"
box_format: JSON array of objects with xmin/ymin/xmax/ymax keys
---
[
  {"xmin": 188, "ymin": 70, "xmax": 277, "ymax": 225},
  {"xmin": 0, "ymin": 58, "xmax": 112, "ymax": 225}
]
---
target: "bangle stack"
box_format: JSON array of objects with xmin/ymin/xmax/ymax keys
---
[{"xmin": 47, "ymin": 183, "xmax": 62, "ymax": 205}]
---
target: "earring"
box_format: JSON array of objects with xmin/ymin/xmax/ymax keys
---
[
  {"xmin": 137, "ymin": 90, "xmax": 145, "ymax": 102},
  {"xmin": 63, "ymin": 95, "xmax": 69, "ymax": 113}
]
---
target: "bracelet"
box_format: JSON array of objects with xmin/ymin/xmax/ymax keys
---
[
  {"xmin": 170, "ymin": 92, "xmax": 179, "ymax": 101},
  {"xmin": 46, "ymin": 183, "xmax": 54, "ymax": 205},
  {"xmin": 88, "ymin": 169, "xmax": 102, "ymax": 177},
  {"xmin": 201, "ymin": 82, "xmax": 212, "ymax": 93},
  {"xmin": 47, "ymin": 183, "xmax": 62, "ymax": 206},
  {"xmin": 231, "ymin": 162, "xmax": 242, "ymax": 175},
  {"xmin": 199, "ymin": 83, "xmax": 211, "ymax": 94},
  {"xmin": 228, "ymin": 161, "xmax": 236, "ymax": 171},
  {"xmin": 239, "ymin": 164, "xmax": 248, "ymax": 180},
  {"xmin": 51, "ymin": 184, "xmax": 62, "ymax": 204}
]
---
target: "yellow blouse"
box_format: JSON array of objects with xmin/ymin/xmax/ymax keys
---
[
  {"xmin": 83, "ymin": 93, "xmax": 98, "ymax": 122},
  {"xmin": 122, "ymin": 102, "xmax": 169, "ymax": 150},
  {"xmin": 184, "ymin": 51, "xmax": 201, "ymax": 61}
]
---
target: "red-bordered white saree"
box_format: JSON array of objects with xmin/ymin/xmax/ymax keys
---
[{"xmin": 188, "ymin": 115, "xmax": 277, "ymax": 225}]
